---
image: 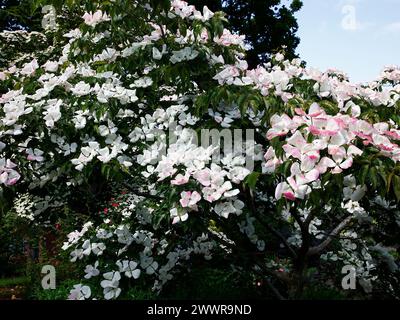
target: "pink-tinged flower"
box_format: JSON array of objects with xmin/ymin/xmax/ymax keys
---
[
  {"xmin": 68, "ymin": 284, "xmax": 91, "ymax": 300},
  {"xmin": 289, "ymin": 162, "xmax": 319, "ymax": 189},
  {"xmin": 299, "ymin": 153, "xmax": 319, "ymax": 172},
  {"xmin": 312, "ymin": 139, "xmax": 328, "ymax": 150},
  {"xmin": 304, "ymin": 168, "xmax": 321, "ymax": 183},
  {"xmin": 214, "ymin": 29, "xmax": 246, "ymax": 47},
  {"xmin": 4, "ymin": 174, "xmax": 19, "ymax": 186},
  {"xmin": 179, "ymin": 191, "xmax": 201, "ymax": 209},
  {"xmin": 287, "ymin": 176, "xmax": 312, "ymax": 199},
  {"xmin": 286, "ymin": 130, "xmax": 307, "ymax": 147},
  {"xmin": 266, "ymin": 114, "xmax": 297, "ymax": 140},
  {"xmin": 294, "ymin": 108, "xmax": 307, "ymax": 116},
  {"xmin": 275, "ymin": 182, "xmax": 296, "ymax": 201},
  {"xmin": 156, "ymin": 159, "xmax": 177, "ymax": 181},
  {"xmin": 331, "ymin": 158, "xmax": 353, "ymax": 174},
  {"xmin": 20, "ymin": 59, "xmax": 39, "ymax": 76},
  {"xmin": 295, "ymin": 103, "xmax": 325, "ymax": 118},
  {"xmin": 200, "ymin": 28, "xmax": 209, "ymax": 42},
  {"xmin": 355, "ymin": 119, "xmax": 374, "ymax": 133},
  {"xmin": 0, "ymin": 159, "xmax": 21, "ymax": 186},
  {"xmin": 372, "ymin": 133, "xmax": 391, "ymax": 146},
  {"xmin": 327, "ymin": 146, "xmax": 354, "ymax": 174},
  {"xmin": 282, "ymin": 131, "xmax": 307, "ymax": 159},
  {"xmin": 263, "ymin": 147, "xmax": 282, "ymax": 174},
  {"xmin": 309, "ymin": 118, "xmax": 340, "ymax": 137},
  {"xmin": 193, "ymin": 168, "xmax": 212, "ymax": 187},
  {"xmin": 373, "ymin": 122, "xmax": 390, "ymax": 133},
  {"xmin": 308, "ymin": 103, "xmax": 325, "ymax": 118},
  {"xmin": 82, "ymin": 10, "xmax": 110, "ymax": 27},
  {"xmin": 385, "ymin": 130, "xmax": 400, "ymax": 141},
  {"xmin": 347, "ymin": 145, "xmax": 363, "ymax": 157},
  {"xmin": 171, "ymin": 173, "xmax": 190, "ymax": 185},
  {"xmin": 353, "ymin": 132, "xmax": 373, "ymax": 145},
  {"xmin": 213, "ymin": 65, "xmax": 240, "ymax": 85},
  {"xmin": 202, "ymin": 180, "xmax": 233, "ymax": 203},
  {"xmin": 380, "ymin": 144, "xmax": 397, "ymax": 152},
  {"xmin": 316, "ymin": 157, "xmax": 336, "ymax": 174},
  {"xmin": 26, "ymin": 148, "xmax": 44, "ymax": 162}
]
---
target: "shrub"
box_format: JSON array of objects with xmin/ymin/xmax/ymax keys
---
[{"xmin": 1, "ymin": 0, "xmax": 399, "ymax": 300}]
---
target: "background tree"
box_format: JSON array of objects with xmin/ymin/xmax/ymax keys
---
[
  {"xmin": 0, "ymin": 0, "xmax": 42, "ymax": 31},
  {"xmin": 189, "ymin": 0, "xmax": 303, "ymax": 68}
]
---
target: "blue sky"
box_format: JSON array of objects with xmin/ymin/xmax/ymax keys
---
[{"xmin": 295, "ymin": 0, "xmax": 400, "ymax": 83}]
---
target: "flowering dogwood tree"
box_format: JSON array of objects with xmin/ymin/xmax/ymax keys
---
[{"xmin": 1, "ymin": 0, "xmax": 399, "ymax": 299}]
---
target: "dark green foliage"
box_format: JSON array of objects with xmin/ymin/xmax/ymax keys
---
[
  {"xmin": 1, "ymin": 0, "xmax": 303, "ymax": 68},
  {"xmin": 0, "ymin": 0, "xmax": 42, "ymax": 31},
  {"xmin": 189, "ymin": 0, "xmax": 303, "ymax": 67}
]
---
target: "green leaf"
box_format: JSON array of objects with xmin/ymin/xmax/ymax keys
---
[
  {"xmin": 393, "ymin": 175, "xmax": 400, "ymax": 202},
  {"xmin": 244, "ymin": 172, "xmax": 261, "ymax": 190},
  {"xmin": 368, "ymin": 166, "xmax": 378, "ymax": 189}
]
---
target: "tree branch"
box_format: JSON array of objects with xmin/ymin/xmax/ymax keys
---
[
  {"xmin": 245, "ymin": 188, "xmax": 297, "ymax": 258},
  {"xmin": 307, "ymin": 215, "xmax": 354, "ymax": 256},
  {"xmin": 253, "ymin": 213, "xmax": 297, "ymax": 259}
]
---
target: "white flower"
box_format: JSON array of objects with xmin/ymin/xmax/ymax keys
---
[
  {"xmin": 214, "ymin": 199, "xmax": 244, "ymax": 218},
  {"xmin": 97, "ymin": 147, "xmax": 114, "ymax": 163},
  {"xmin": 100, "ymin": 271, "xmax": 121, "ymax": 300},
  {"xmin": 72, "ymin": 111, "xmax": 87, "ymax": 129},
  {"xmin": 132, "ymin": 77, "xmax": 153, "ymax": 88},
  {"xmin": 68, "ymin": 284, "xmax": 91, "ymax": 300},
  {"xmin": 71, "ymin": 81, "xmax": 91, "ymax": 96},
  {"xmin": 116, "ymin": 260, "xmax": 141, "ymax": 279},
  {"xmin": 95, "ymin": 48, "xmax": 119, "ymax": 62},
  {"xmin": 170, "ymin": 207, "xmax": 189, "ymax": 224},
  {"xmin": 227, "ymin": 166, "xmax": 250, "ymax": 184},
  {"xmin": 140, "ymin": 254, "xmax": 159, "ymax": 275},
  {"xmin": 342, "ymin": 200, "xmax": 364, "ymax": 214},
  {"xmin": 82, "ymin": 10, "xmax": 110, "ymax": 27},
  {"xmin": 115, "ymin": 225, "xmax": 134, "ymax": 245},
  {"xmin": 61, "ymin": 142, "xmax": 78, "ymax": 156},
  {"xmin": 20, "ymin": 59, "xmax": 39, "ymax": 76},
  {"xmin": 193, "ymin": 6, "xmax": 214, "ymax": 21},
  {"xmin": 43, "ymin": 61, "xmax": 59, "ymax": 72},
  {"xmin": 43, "ymin": 99, "xmax": 62, "ymax": 128},
  {"xmin": 84, "ymin": 261, "xmax": 100, "ymax": 279},
  {"xmin": 152, "ymin": 47, "xmax": 163, "ymax": 60},
  {"xmin": 70, "ymin": 249, "xmax": 83, "ymax": 262},
  {"xmin": 82, "ymin": 240, "xmax": 92, "ymax": 256},
  {"xmin": 92, "ymin": 242, "xmax": 106, "ymax": 256},
  {"xmin": 179, "ymin": 191, "xmax": 201, "ymax": 209},
  {"xmin": 170, "ymin": 47, "xmax": 199, "ymax": 64},
  {"xmin": 152, "ymin": 45, "xmax": 167, "ymax": 60},
  {"xmin": 81, "ymin": 240, "xmax": 106, "ymax": 256},
  {"xmin": 96, "ymin": 228, "xmax": 113, "ymax": 239}
]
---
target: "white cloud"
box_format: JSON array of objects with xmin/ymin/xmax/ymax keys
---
[{"xmin": 383, "ymin": 22, "xmax": 400, "ymax": 33}]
